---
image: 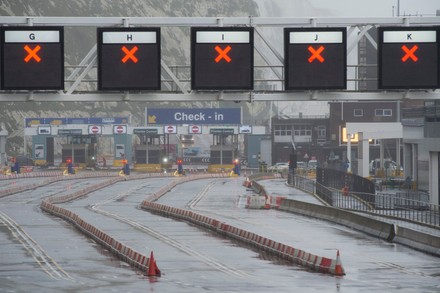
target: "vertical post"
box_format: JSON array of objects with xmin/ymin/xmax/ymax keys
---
[
  {"xmin": 380, "ymin": 139, "xmax": 384, "ymax": 174},
  {"xmin": 347, "ymin": 133, "xmax": 352, "ymax": 173},
  {"xmin": 220, "ymin": 135, "xmax": 223, "ymax": 165},
  {"xmin": 71, "ymin": 136, "xmax": 74, "ymax": 164},
  {"xmin": 396, "ymin": 138, "xmax": 401, "ymax": 175},
  {"xmin": 360, "ymin": 133, "xmax": 369, "ymax": 177}
]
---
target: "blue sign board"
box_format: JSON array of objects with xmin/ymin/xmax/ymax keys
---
[
  {"xmin": 146, "ymin": 108, "xmax": 241, "ymax": 125},
  {"xmin": 25, "ymin": 117, "xmax": 129, "ymax": 127}
]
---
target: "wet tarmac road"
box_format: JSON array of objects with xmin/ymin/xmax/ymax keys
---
[{"xmin": 1, "ymin": 175, "xmax": 439, "ymax": 292}]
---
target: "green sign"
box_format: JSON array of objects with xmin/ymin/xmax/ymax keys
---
[
  {"xmin": 133, "ymin": 128, "xmax": 158, "ymax": 135},
  {"xmin": 210, "ymin": 128, "xmax": 234, "ymax": 135},
  {"xmin": 58, "ymin": 129, "xmax": 82, "ymax": 135}
]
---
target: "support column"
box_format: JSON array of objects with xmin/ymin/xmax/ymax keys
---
[
  {"xmin": 0, "ymin": 129, "xmax": 8, "ymax": 166},
  {"xmin": 412, "ymin": 144, "xmax": 418, "ymax": 183},
  {"xmin": 347, "ymin": 133, "xmax": 351, "ymax": 173},
  {"xmin": 430, "ymin": 152, "xmax": 439, "ymax": 205},
  {"xmin": 379, "ymin": 139, "xmax": 384, "ymax": 170},
  {"xmin": 396, "ymin": 138, "xmax": 401, "ymax": 175},
  {"xmin": 358, "ymin": 132, "xmax": 369, "ymax": 177}
]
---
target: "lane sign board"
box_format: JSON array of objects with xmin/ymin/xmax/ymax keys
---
[
  {"xmin": 1, "ymin": 26, "xmax": 64, "ymax": 90},
  {"xmin": 284, "ymin": 27, "xmax": 347, "ymax": 90},
  {"xmin": 98, "ymin": 27, "xmax": 161, "ymax": 90},
  {"xmin": 191, "ymin": 27, "xmax": 254, "ymax": 90},
  {"xmin": 378, "ymin": 26, "xmax": 439, "ymax": 89}
]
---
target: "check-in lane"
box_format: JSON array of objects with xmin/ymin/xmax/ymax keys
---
[{"xmin": 2, "ymin": 175, "xmax": 439, "ymax": 292}]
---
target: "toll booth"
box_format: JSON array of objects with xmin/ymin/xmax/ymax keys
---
[
  {"xmin": 0, "ymin": 128, "xmax": 7, "ymax": 170},
  {"xmin": 32, "ymin": 126, "xmax": 55, "ymax": 166},
  {"xmin": 133, "ymin": 128, "xmax": 164, "ymax": 172},
  {"xmin": 208, "ymin": 128, "xmax": 237, "ymax": 173},
  {"xmin": 61, "ymin": 135, "xmax": 97, "ymax": 167},
  {"xmin": 111, "ymin": 124, "xmax": 132, "ymax": 168},
  {"xmin": 24, "ymin": 118, "xmax": 131, "ymax": 168}
]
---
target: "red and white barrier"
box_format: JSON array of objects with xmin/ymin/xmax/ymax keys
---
[{"xmin": 140, "ymin": 199, "xmax": 345, "ymax": 276}]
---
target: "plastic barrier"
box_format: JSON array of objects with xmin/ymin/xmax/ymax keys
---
[
  {"xmin": 140, "ymin": 200, "xmax": 345, "ymax": 276},
  {"xmin": 245, "ymin": 195, "xmax": 269, "ymax": 209},
  {"xmin": 39, "ymin": 173, "xmax": 230, "ymax": 275}
]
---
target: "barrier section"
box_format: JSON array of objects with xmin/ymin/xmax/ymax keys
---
[
  {"xmin": 140, "ymin": 200, "xmax": 345, "ymax": 276},
  {"xmin": 394, "ymin": 226, "xmax": 440, "ymax": 256},
  {"xmin": 278, "ymin": 198, "xmax": 395, "ymax": 241},
  {"xmin": 39, "ymin": 173, "xmax": 231, "ymax": 275}
]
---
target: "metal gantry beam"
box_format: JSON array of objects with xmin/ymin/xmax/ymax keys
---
[{"xmin": 0, "ymin": 16, "xmax": 440, "ymax": 102}]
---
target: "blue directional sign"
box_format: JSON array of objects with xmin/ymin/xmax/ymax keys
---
[
  {"xmin": 25, "ymin": 117, "xmax": 129, "ymax": 127},
  {"xmin": 146, "ymin": 108, "xmax": 241, "ymax": 125}
]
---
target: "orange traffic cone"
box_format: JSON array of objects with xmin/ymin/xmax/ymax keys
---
[
  {"xmin": 334, "ymin": 250, "xmax": 345, "ymax": 276},
  {"xmin": 147, "ymin": 251, "xmax": 161, "ymax": 277}
]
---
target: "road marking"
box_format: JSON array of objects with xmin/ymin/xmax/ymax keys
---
[{"xmin": 0, "ymin": 211, "xmax": 73, "ymax": 280}]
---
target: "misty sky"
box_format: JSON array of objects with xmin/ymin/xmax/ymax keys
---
[{"xmin": 257, "ymin": 0, "xmax": 439, "ymax": 17}]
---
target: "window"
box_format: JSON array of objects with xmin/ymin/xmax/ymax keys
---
[
  {"xmin": 317, "ymin": 125, "xmax": 326, "ymax": 138},
  {"xmin": 293, "ymin": 125, "xmax": 312, "ymax": 136},
  {"xmin": 353, "ymin": 109, "xmax": 363, "ymax": 117},
  {"xmin": 274, "ymin": 125, "xmax": 292, "ymax": 136},
  {"xmin": 375, "ymin": 109, "xmax": 392, "ymax": 116}
]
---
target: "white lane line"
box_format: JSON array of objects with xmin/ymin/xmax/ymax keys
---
[{"xmin": 0, "ymin": 211, "xmax": 73, "ymax": 281}]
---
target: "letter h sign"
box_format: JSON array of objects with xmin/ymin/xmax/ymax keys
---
[{"xmin": 97, "ymin": 27, "xmax": 161, "ymax": 91}]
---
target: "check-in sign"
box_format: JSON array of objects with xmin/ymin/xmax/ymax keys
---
[{"xmin": 146, "ymin": 108, "xmax": 241, "ymax": 125}]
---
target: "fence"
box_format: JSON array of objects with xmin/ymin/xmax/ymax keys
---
[{"xmin": 288, "ymin": 172, "xmax": 440, "ymax": 228}]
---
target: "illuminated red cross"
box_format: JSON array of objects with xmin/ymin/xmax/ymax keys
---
[
  {"xmin": 121, "ymin": 46, "xmax": 139, "ymax": 63},
  {"xmin": 24, "ymin": 45, "xmax": 42, "ymax": 63},
  {"xmin": 401, "ymin": 45, "xmax": 418, "ymax": 62},
  {"xmin": 308, "ymin": 45, "xmax": 325, "ymax": 63},
  {"xmin": 215, "ymin": 45, "xmax": 232, "ymax": 63}
]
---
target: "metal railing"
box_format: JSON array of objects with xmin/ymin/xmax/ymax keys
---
[{"xmin": 288, "ymin": 173, "xmax": 440, "ymax": 228}]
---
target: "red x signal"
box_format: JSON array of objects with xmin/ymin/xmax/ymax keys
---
[
  {"xmin": 121, "ymin": 46, "xmax": 139, "ymax": 63},
  {"xmin": 24, "ymin": 45, "xmax": 42, "ymax": 63},
  {"xmin": 215, "ymin": 45, "xmax": 232, "ymax": 63},
  {"xmin": 401, "ymin": 45, "xmax": 418, "ymax": 62},
  {"xmin": 308, "ymin": 45, "xmax": 325, "ymax": 63}
]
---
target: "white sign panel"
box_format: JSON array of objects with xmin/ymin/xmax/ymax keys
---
[
  {"xmin": 115, "ymin": 144, "xmax": 126, "ymax": 158},
  {"xmin": 289, "ymin": 31, "xmax": 343, "ymax": 44},
  {"xmin": 196, "ymin": 31, "xmax": 250, "ymax": 43},
  {"xmin": 38, "ymin": 126, "xmax": 51, "ymax": 135},
  {"xmin": 164, "ymin": 125, "xmax": 177, "ymax": 134},
  {"xmin": 113, "ymin": 125, "xmax": 127, "ymax": 134},
  {"xmin": 383, "ymin": 31, "xmax": 436, "ymax": 43},
  {"xmin": 188, "ymin": 125, "xmax": 202, "ymax": 134},
  {"xmin": 239, "ymin": 125, "xmax": 252, "ymax": 134},
  {"xmin": 88, "ymin": 125, "xmax": 102, "ymax": 135},
  {"xmin": 34, "ymin": 144, "xmax": 45, "ymax": 159},
  {"xmin": 102, "ymin": 31, "xmax": 157, "ymax": 44},
  {"xmin": 5, "ymin": 31, "xmax": 60, "ymax": 43}
]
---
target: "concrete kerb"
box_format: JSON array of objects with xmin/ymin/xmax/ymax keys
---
[{"xmin": 393, "ymin": 225, "xmax": 440, "ymax": 256}]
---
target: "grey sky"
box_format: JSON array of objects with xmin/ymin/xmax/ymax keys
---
[{"xmin": 256, "ymin": 0, "xmax": 439, "ymax": 17}]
